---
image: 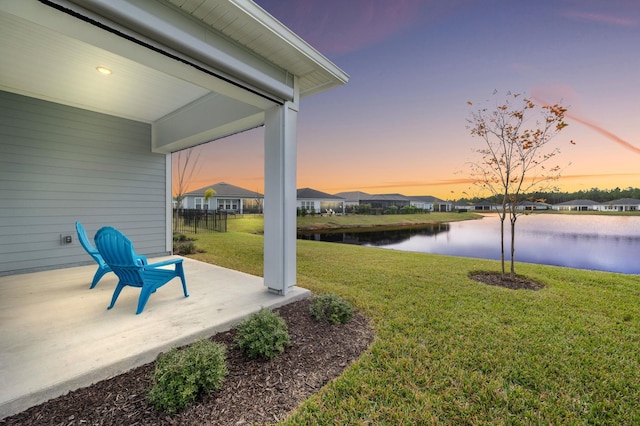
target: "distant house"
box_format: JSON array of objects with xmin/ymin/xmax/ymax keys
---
[
  {"xmin": 553, "ymin": 199, "xmax": 599, "ymax": 211},
  {"xmin": 297, "ymin": 188, "xmax": 345, "ymax": 214},
  {"xmin": 454, "ymin": 201, "xmax": 475, "ymax": 212},
  {"xmin": 516, "ymin": 200, "xmax": 551, "ymax": 210},
  {"xmin": 409, "ymin": 195, "xmax": 451, "ymax": 212},
  {"xmin": 359, "ymin": 193, "xmax": 411, "ymax": 210},
  {"xmin": 473, "ymin": 199, "xmax": 497, "ymax": 211},
  {"xmin": 183, "ymin": 182, "xmax": 263, "ymax": 214},
  {"xmin": 334, "ymin": 191, "xmax": 371, "ymax": 209},
  {"xmin": 595, "ymin": 198, "xmax": 640, "ymax": 212}
]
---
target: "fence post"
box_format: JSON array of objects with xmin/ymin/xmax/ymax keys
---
[{"xmin": 193, "ymin": 209, "xmax": 198, "ymax": 234}]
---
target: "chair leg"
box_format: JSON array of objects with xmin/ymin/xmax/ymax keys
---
[
  {"xmin": 136, "ymin": 286, "xmax": 154, "ymax": 315},
  {"xmin": 90, "ymin": 267, "xmax": 109, "ymax": 289},
  {"xmin": 108, "ymin": 282, "xmax": 125, "ymax": 310},
  {"xmin": 176, "ymin": 263, "xmax": 189, "ymax": 297}
]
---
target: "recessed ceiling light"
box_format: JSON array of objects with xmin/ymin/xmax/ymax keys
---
[{"xmin": 96, "ymin": 66, "xmax": 112, "ymax": 75}]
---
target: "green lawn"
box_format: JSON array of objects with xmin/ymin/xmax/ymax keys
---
[
  {"xmin": 296, "ymin": 212, "xmax": 481, "ymax": 230},
  {"xmin": 187, "ymin": 216, "xmax": 640, "ymax": 424}
]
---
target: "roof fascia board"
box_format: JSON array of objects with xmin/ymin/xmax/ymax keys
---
[
  {"xmin": 64, "ymin": 0, "xmax": 295, "ymax": 100},
  {"xmin": 233, "ymin": 0, "xmax": 349, "ymax": 86}
]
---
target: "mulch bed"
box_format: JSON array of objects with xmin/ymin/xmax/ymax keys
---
[
  {"xmin": 469, "ymin": 271, "xmax": 545, "ymax": 290},
  {"xmin": 1, "ymin": 299, "xmax": 374, "ymax": 426}
]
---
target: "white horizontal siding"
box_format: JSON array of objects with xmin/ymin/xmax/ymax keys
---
[{"xmin": 0, "ymin": 91, "xmax": 169, "ymax": 275}]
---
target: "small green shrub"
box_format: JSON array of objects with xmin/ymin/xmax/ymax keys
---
[
  {"xmin": 173, "ymin": 233, "xmax": 197, "ymax": 255},
  {"xmin": 173, "ymin": 233, "xmax": 188, "ymax": 242},
  {"xmin": 384, "ymin": 205, "xmax": 399, "ymax": 215},
  {"xmin": 234, "ymin": 308, "xmax": 290, "ymax": 359},
  {"xmin": 174, "ymin": 241, "xmax": 196, "ymax": 255},
  {"xmin": 310, "ymin": 293, "xmax": 354, "ymax": 325},
  {"xmin": 148, "ymin": 340, "xmax": 228, "ymax": 413}
]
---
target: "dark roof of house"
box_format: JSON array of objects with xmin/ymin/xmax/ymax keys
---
[
  {"xmin": 297, "ymin": 188, "xmax": 344, "ymax": 200},
  {"xmin": 185, "ymin": 182, "xmax": 263, "ymax": 198},
  {"xmin": 410, "ymin": 195, "xmax": 446, "ymax": 203},
  {"xmin": 607, "ymin": 198, "xmax": 640, "ymax": 205},
  {"xmin": 554, "ymin": 199, "xmax": 599, "ymax": 206},
  {"xmin": 361, "ymin": 193, "xmax": 411, "ymax": 201},
  {"xmin": 334, "ymin": 191, "xmax": 371, "ymax": 202},
  {"xmin": 474, "ymin": 199, "xmax": 495, "ymax": 205}
]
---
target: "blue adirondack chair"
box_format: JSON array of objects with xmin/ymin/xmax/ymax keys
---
[
  {"xmin": 75, "ymin": 221, "xmax": 112, "ymax": 289},
  {"xmin": 94, "ymin": 226, "xmax": 189, "ymax": 314},
  {"xmin": 76, "ymin": 221, "xmax": 147, "ymax": 289}
]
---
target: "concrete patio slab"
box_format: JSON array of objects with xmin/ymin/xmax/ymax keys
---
[{"xmin": 0, "ymin": 257, "xmax": 310, "ymax": 419}]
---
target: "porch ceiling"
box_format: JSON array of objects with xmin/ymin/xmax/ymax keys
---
[
  {"xmin": 0, "ymin": 10, "xmax": 210, "ymax": 123},
  {"xmin": 0, "ymin": 1, "xmax": 284, "ymax": 128}
]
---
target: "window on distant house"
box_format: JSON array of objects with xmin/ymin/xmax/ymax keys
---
[
  {"xmin": 301, "ymin": 201, "xmax": 314, "ymax": 211},
  {"xmin": 195, "ymin": 197, "xmax": 209, "ymax": 210},
  {"xmin": 219, "ymin": 199, "xmax": 239, "ymax": 211}
]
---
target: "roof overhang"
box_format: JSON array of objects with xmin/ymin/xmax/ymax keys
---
[{"xmin": 0, "ymin": 0, "xmax": 348, "ymax": 153}]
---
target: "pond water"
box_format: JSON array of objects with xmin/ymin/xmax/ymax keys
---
[{"xmin": 298, "ymin": 215, "xmax": 640, "ymax": 274}]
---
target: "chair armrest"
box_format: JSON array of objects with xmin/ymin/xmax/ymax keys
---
[
  {"xmin": 143, "ymin": 259, "xmax": 183, "ymax": 269},
  {"xmin": 135, "ymin": 255, "xmax": 148, "ymax": 265}
]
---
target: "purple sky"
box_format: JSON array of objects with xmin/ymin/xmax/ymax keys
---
[{"xmin": 180, "ymin": 0, "xmax": 640, "ymax": 199}]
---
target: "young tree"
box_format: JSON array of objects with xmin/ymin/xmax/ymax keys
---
[
  {"xmin": 204, "ymin": 188, "xmax": 216, "ymax": 210},
  {"xmin": 254, "ymin": 189, "xmax": 264, "ymax": 214},
  {"xmin": 172, "ymin": 146, "xmax": 203, "ymax": 209},
  {"xmin": 467, "ymin": 91, "xmax": 570, "ymax": 279},
  {"xmin": 172, "ymin": 146, "xmax": 204, "ymax": 231}
]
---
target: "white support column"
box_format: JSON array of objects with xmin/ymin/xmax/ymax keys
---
[
  {"xmin": 165, "ymin": 153, "xmax": 173, "ymax": 253},
  {"xmin": 263, "ymin": 101, "xmax": 298, "ymax": 294}
]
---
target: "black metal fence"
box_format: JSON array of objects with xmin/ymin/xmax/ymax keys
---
[{"xmin": 172, "ymin": 209, "xmax": 227, "ymax": 234}]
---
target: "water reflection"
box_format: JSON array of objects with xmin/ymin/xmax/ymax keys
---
[
  {"xmin": 298, "ymin": 223, "xmax": 450, "ymax": 246},
  {"xmin": 297, "ymin": 215, "xmax": 640, "ymax": 274}
]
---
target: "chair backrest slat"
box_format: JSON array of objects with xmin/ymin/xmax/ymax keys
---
[
  {"xmin": 95, "ymin": 227, "xmax": 145, "ymax": 287},
  {"xmin": 75, "ymin": 222, "xmax": 95, "ymax": 252}
]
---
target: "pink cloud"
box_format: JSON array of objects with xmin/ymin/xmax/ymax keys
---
[
  {"xmin": 258, "ymin": 0, "xmax": 468, "ymax": 55},
  {"xmin": 561, "ymin": 11, "xmax": 637, "ymax": 27},
  {"xmin": 560, "ymin": 172, "xmax": 640, "ymax": 180},
  {"xmin": 530, "ymin": 85, "xmax": 580, "ymax": 104},
  {"xmin": 531, "ymin": 90, "xmax": 640, "ymax": 157},
  {"xmin": 350, "ymin": 178, "xmax": 477, "ymax": 191},
  {"xmin": 269, "ymin": 0, "xmax": 421, "ymax": 54},
  {"xmin": 564, "ymin": 112, "xmax": 640, "ymax": 156}
]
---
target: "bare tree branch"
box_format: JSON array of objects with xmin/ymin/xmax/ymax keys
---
[
  {"xmin": 173, "ymin": 146, "xmax": 203, "ymax": 208},
  {"xmin": 467, "ymin": 92, "xmax": 569, "ymax": 278}
]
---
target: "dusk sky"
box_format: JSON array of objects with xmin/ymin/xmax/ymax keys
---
[{"xmin": 175, "ymin": 0, "xmax": 640, "ymax": 200}]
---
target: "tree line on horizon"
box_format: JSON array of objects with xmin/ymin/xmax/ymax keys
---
[{"xmin": 457, "ymin": 186, "xmax": 640, "ymax": 205}]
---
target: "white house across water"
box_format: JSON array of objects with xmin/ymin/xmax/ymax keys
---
[{"xmin": 182, "ymin": 182, "xmax": 263, "ymax": 213}]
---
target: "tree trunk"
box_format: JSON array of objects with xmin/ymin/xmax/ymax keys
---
[
  {"xmin": 499, "ymin": 196, "xmax": 508, "ymax": 279},
  {"xmin": 510, "ymin": 218, "xmax": 516, "ymax": 278},
  {"xmin": 500, "ymin": 218, "xmax": 506, "ymax": 277}
]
